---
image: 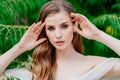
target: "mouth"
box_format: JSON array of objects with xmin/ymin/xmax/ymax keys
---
[{"xmin": 55, "ymin": 41, "xmax": 65, "ymax": 46}]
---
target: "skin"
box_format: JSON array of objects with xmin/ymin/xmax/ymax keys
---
[
  {"xmin": 44, "ymin": 11, "xmax": 120, "ymax": 80},
  {"xmin": 0, "ymin": 12, "xmax": 120, "ymax": 79},
  {"xmin": 45, "ymin": 11, "xmax": 74, "ymax": 58},
  {"xmin": 0, "ymin": 22, "xmax": 46, "ymax": 75},
  {"xmin": 70, "ymin": 13, "xmax": 120, "ymax": 78}
]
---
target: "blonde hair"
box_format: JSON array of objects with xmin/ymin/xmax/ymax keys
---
[{"xmin": 32, "ymin": 1, "xmax": 83, "ymax": 80}]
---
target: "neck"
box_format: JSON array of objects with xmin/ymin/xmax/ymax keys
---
[{"xmin": 56, "ymin": 44, "xmax": 77, "ymax": 60}]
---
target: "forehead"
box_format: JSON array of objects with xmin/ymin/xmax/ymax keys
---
[{"xmin": 45, "ymin": 12, "xmax": 71, "ymax": 25}]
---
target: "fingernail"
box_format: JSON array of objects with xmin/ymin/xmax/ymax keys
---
[
  {"xmin": 43, "ymin": 38, "xmax": 47, "ymax": 40},
  {"xmin": 71, "ymin": 12, "xmax": 74, "ymax": 15},
  {"xmin": 39, "ymin": 21, "xmax": 42, "ymax": 24},
  {"xmin": 31, "ymin": 23, "xmax": 35, "ymax": 26},
  {"xmin": 32, "ymin": 23, "xmax": 35, "ymax": 24}
]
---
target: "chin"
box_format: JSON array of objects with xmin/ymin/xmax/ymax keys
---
[{"xmin": 55, "ymin": 45, "xmax": 67, "ymax": 51}]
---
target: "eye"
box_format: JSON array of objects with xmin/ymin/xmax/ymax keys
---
[
  {"xmin": 61, "ymin": 24, "xmax": 68, "ymax": 29},
  {"xmin": 47, "ymin": 26, "xmax": 55, "ymax": 31}
]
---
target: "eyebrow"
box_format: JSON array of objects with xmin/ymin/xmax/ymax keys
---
[
  {"xmin": 46, "ymin": 21, "xmax": 68, "ymax": 27},
  {"xmin": 60, "ymin": 22, "xmax": 68, "ymax": 26}
]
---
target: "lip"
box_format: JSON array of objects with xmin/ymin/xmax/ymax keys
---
[{"xmin": 55, "ymin": 41, "xmax": 64, "ymax": 46}]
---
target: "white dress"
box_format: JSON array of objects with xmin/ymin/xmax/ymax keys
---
[
  {"xmin": 4, "ymin": 58, "xmax": 120, "ymax": 80},
  {"xmin": 4, "ymin": 68, "xmax": 32, "ymax": 80},
  {"xmin": 72, "ymin": 58, "xmax": 120, "ymax": 80}
]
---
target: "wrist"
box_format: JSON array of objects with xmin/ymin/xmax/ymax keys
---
[
  {"xmin": 93, "ymin": 30, "xmax": 105, "ymax": 41},
  {"xmin": 94, "ymin": 30, "xmax": 108, "ymax": 43},
  {"xmin": 15, "ymin": 43, "xmax": 27, "ymax": 53}
]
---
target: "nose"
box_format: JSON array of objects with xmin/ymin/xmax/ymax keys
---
[{"xmin": 55, "ymin": 29, "xmax": 62, "ymax": 39}]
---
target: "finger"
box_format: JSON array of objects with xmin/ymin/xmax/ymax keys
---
[
  {"xmin": 71, "ymin": 18, "xmax": 76, "ymax": 22},
  {"xmin": 32, "ymin": 21, "xmax": 42, "ymax": 32},
  {"xmin": 70, "ymin": 14, "xmax": 80, "ymax": 23},
  {"xmin": 27, "ymin": 23, "xmax": 36, "ymax": 31},
  {"xmin": 73, "ymin": 21, "xmax": 78, "ymax": 27},
  {"xmin": 70, "ymin": 13, "xmax": 86, "ymax": 23},
  {"xmin": 31, "ymin": 23, "xmax": 36, "ymax": 28},
  {"xmin": 71, "ymin": 13, "xmax": 89, "ymax": 29},
  {"xmin": 70, "ymin": 13, "xmax": 80, "ymax": 19},
  {"xmin": 73, "ymin": 26, "xmax": 83, "ymax": 36},
  {"xmin": 70, "ymin": 13, "xmax": 77, "ymax": 17},
  {"xmin": 34, "ymin": 22, "xmax": 45, "ymax": 34},
  {"xmin": 70, "ymin": 13, "xmax": 83, "ymax": 18},
  {"xmin": 70, "ymin": 13, "xmax": 77, "ymax": 19},
  {"xmin": 35, "ymin": 38, "xmax": 47, "ymax": 46}
]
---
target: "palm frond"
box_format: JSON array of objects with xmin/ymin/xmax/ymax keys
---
[
  {"xmin": 0, "ymin": 0, "xmax": 48, "ymax": 25},
  {"xmin": 85, "ymin": 0, "xmax": 112, "ymax": 6},
  {"xmin": 68, "ymin": 0, "xmax": 94, "ymax": 19},
  {"xmin": 0, "ymin": 24, "xmax": 28, "ymax": 53},
  {"xmin": 0, "ymin": 24, "xmax": 34, "ymax": 68},
  {"xmin": 84, "ymin": 14, "xmax": 120, "ymax": 57},
  {"xmin": 112, "ymin": 2, "xmax": 120, "ymax": 11},
  {"xmin": 93, "ymin": 14, "xmax": 120, "ymax": 37}
]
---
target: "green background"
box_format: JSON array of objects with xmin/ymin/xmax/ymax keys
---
[{"xmin": 0, "ymin": 0, "xmax": 120, "ymax": 69}]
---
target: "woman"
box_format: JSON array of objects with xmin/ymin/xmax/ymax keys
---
[{"xmin": 0, "ymin": 0, "xmax": 120, "ymax": 80}]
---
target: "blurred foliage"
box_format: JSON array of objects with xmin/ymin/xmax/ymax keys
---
[
  {"xmin": 0, "ymin": 0, "xmax": 49, "ymax": 69},
  {"xmin": 7, "ymin": 76, "xmax": 20, "ymax": 80},
  {"xmin": 0, "ymin": 0, "xmax": 120, "ymax": 75},
  {"xmin": 0, "ymin": 24, "xmax": 33, "ymax": 69},
  {"xmin": 68, "ymin": 0, "xmax": 120, "ymax": 57},
  {"xmin": 0, "ymin": 0, "xmax": 48, "ymax": 25}
]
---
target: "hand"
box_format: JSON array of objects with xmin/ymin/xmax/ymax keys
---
[
  {"xmin": 17, "ymin": 21, "xmax": 47, "ymax": 51},
  {"xmin": 70, "ymin": 13, "xmax": 101, "ymax": 40}
]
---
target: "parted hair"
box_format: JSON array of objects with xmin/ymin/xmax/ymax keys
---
[{"xmin": 32, "ymin": 1, "xmax": 83, "ymax": 80}]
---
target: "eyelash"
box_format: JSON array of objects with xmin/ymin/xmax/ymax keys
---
[
  {"xmin": 47, "ymin": 25, "xmax": 68, "ymax": 31},
  {"xmin": 62, "ymin": 25, "xmax": 68, "ymax": 29},
  {"xmin": 47, "ymin": 27, "xmax": 55, "ymax": 31}
]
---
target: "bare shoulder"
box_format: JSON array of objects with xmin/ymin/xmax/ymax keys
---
[
  {"xmin": 84, "ymin": 55, "xmax": 120, "ymax": 77},
  {"xmin": 85, "ymin": 55, "xmax": 108, "ymax": 66}
]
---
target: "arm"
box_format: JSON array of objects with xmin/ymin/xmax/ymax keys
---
[
  {"xmin": 0, "ymin": 21, "xmax": 46, "ymax": 75},
  {"xmin": 70, "ymin": 13, "xmax": 120, "ymax": 55},
  {"xmin": 70, "ymin": 13, "xmax": 120, "ymax": 77},
  {"xmin": 95, "ymin": 31, "xmax": 120, "ymax": 56}
]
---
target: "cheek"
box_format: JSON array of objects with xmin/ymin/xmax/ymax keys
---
[
  {"xmin": 46, "ymin": 30, "xmax": 54, "ymax": 42},
  {"xmin": 65, "ymin": 27, "xmax": 74, "ymax": 41},
  {"xmin": 46, "ymin": 30, "xmax": 50, "ymax": 39},
  {"xmin": 69, "ymin": 31, "xmax": 74, "ymax": 41}
]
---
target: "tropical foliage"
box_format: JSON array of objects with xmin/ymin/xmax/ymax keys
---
[
  {"xmin": 0, "ymin": 0, "xmax": 120, "ymax": 78},
  {"xmin": 0, "ymin": 0, "xmax": 49, "ymax": 69},
  {"xmin": 69, "ymin": 0, "xmax": 120, "ymax": 57}
]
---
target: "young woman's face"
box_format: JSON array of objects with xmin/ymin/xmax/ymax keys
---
[{"xmin": 45, "ymin": 11, "xmax": 74, "ymax": 50}]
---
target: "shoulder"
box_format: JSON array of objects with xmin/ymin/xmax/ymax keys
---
[
  {"xmin": 5, "ymin": 68, "xmax": 32, "ymax": 80},
  {"xmin": 85, "ymin": 55, "xmax": 107, "ymax": 66},
  {"xmin": 85, "ymin": 55, "xmax": 120, "ymax": 78}
]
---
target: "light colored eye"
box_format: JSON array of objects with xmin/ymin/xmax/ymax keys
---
[
  {"xmin": 47, "ymin": 26, "xmax": 55, "ymax": 31},
  {"xmin": 62, "ymin": 25, "xmax": 68, "ymax": 29}
]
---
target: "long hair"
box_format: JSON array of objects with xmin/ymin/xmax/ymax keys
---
[{"xmin": 32, "ymin": 1, "xmax": 83, "ymax": 80}]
